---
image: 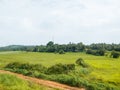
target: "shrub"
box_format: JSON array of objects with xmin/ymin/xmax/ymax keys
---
[
  {"xmin": 110, "ymin": 51, "xmax": 120, "ymax": 58},
  {"xmin": 86, "ymin": 49, "xmax": 94, "ymax": 54},
  {"xmin": 48, "ymin": 74, "xmax": 76, "ymax": 86},
  {"xmin": 36, "ymin": 72, "xmax": 48, "ymax": 79},
  {"xmin": 31, "ymin": 64, "xmax": 47, "ymax": 73},
  {"xmin": 66, "ymin": 64, "xmax": 75, "ymax": 71},
  {"xmin": 49, "ymin": 74, "xmax": 87, "ymax": 88},
  {"xmin": 96, "ymin": 50, "xmax": 105, "ymax": 56},
  {"xmin": 86, "ymin": 49, "xmax": 105, "ymax": 56},
  {"xmin": 15, "ymin": 69, "xmax": 29, "ymax": 75},
  {"xmin": 47, "ymin": 63, "xmax": 75, "ymax": 74},
  {"xmin": 76, "ymin": 58, "xmax": 88, "ymax": 68},
  {"xmin": 5, "ymin": 62, "xmax": 47, "ymax": 74},
  {"xmin": 5, "ymin": 62, "xmax": 21, "ymax": 69},
  {"xmin": 59, "ymin": 50, "xmax": 65, "ymax": 54},
  {"xmin": 18, "ymin": 63, "xmax": 32, "ymax": 70}
]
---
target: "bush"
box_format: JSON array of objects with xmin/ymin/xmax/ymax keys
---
[
  {"xmin": 15, "ymin": 69, "xmax": 29, "ymax": 75},
  {"xmin": 47, "ymin": 63, "xmax": 75, "ymax": 74},
  {"xmin": 110, "ymin": 51, "xmax": 120, "ymax": 58},
  {"xmin": 96, "ymin": 50, "xmax": 105, "ymax": 56},
  {"xmin": 48, "ymin": 74, "xmax": 77, "ymax": 86},
  {"xmin": 5, "ymin": 62, "xmax": 21, "ymax": 69},
  {"xmin": 59, "ymin": 50, "xmax": 65, "ymax": 54},
  {"xmin": 5, "ymin": 62, "xmax": 47, "ymax": 74},
  {"xmin": 76, "ymin": 58, "xmax": 88, "ymax": 68},
  {"xmin": 66, "ymin": 64, "xmax": 75, "ymax": 71},
  {"xmin": 31, "ymin": 64, "xmax": 47, "ymax": 73},
  {"xmin": 86, "ymin": 49, "xmax": 94, "ymax": 54},
  {"xmin": 86, "ymin": 49, "xmax": 105, "ymax": 56},
  {"xmin": 5, "ymin": 62, "xmax": 118, "ymax": 90},
  {"xmin": 18, "ymin": 63, "xmax": 32, "ymax": 70}
]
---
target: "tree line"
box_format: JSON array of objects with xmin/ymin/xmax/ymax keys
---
[
  {"xmin": 0, "ymin": 41, "xmax": 120, "ymax": 53},
  {"xmin": 0, "ymin": 41, "xmax": 119, "ymax": 58},
  {"xmin": 32, "ymin": 41, "xmax": 120, "ymax": 56}
]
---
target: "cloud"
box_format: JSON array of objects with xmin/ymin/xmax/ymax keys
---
[{"xmin": 0, "ymin": 0, "xmax": 120, "ymax": 46}]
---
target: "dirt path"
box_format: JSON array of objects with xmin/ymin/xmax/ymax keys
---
[{"xmin": 0, "ymin": 70, "xmax": 85, "ymax": 90}]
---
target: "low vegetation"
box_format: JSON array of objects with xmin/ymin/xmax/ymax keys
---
[
  {"xmin": 47, "ymin": 63, "xmax": 75, "ymax": 74},
  {"xmin": 86, "ymin": 49, "xmax": 105, "ymax": 56},
  {"xmin": 4, "ymin": 59, "xmax": 120, "ymax": 90},
  {"xmin": 0, "ymin": 73, "xmax": 56, "ymax": 90},
  {"xmin": 0, "ymin": 51, "xmax": 120, "ymax": 90},
  {"xmin": 59, "ymin": 50, "xmax": 65, "ymax": 54},
  {"xmin": 110, "ymin": 51, "xmax": 120, "ymax": 58},
  {"xmin": 76, "ymin": 58, "xmax": 89, "ymax": 68}
]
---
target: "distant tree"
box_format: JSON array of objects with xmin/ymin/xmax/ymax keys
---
[
  {"xmin": 86, "ymin": 49, "xmax": 105, "ymax": 56},
  {"xmin": 76, "ymin": 42, "xmax": 85, "ymax": 52},
  {"xmin": 33, "ymin": 46, "xmax": 39, "ymax": 52},
  {"xmin": 33, "ymin": 48, "xmax": 37, "ymax": 52},
  {"xmin": 46, "ymin": 41, "xmax": 55, "ymax": 52},
  {"xmin": 47, "ymin": 41, "xmax": 54, "ymax": 47},
  {"xmin": 59, "ymin": 49, "xmax": 65, "ymax": 54},
  {"xmin": 110, "ymin": 51, "xmax": 120, "ymax": 58},
  {"xmin": 86, "ymin": 49, "xmax": 93, "ymax": 54},
  {"xmin": 39, "ymin": 45, "xmax": 47, "ymax": 52},
  {"xmin": 96, "ymin": 50, "xmax": 105, "ymax": 56}
]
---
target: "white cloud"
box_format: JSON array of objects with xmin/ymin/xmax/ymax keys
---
[{"xmin": 0, "ymin": 0, "xmax": 120, "ymax": 46}]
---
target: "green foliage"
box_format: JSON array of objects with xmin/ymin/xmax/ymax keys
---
[
  {"xmin": 110, "ymin": 51, "xmax": 120, "ymax": 58},
  {"xmin": 47, "ymin": 63, "xmax": 75, "ymax": 74},
  {"xmin": 86, "ymin": 49, "xmax": 105, "ymax": 56},
  {"xmin": 76, "ymin": 58, "xmax": 88, "ymax": 68},
  {"xmin": 0, "ymin": 73, "xmax": 54, "ymax": 90},
  {"xmin": 47, "ymin": 41, "xmax": 54, "ymax": 47},
  {"xmin": 0, "ymin": 42, "xmax": 120, "ymax": 53},
  {"xmin": 96, "ymin": 50, "xmax": 105, "ymax": 56},
  {"xmin": 59, "ymin": 50, "xmax": 65, "ymax": 54},
  {"xmin": 5, "ymin": 62, "xmax": 119, "ymax": 90},
  {"xmin": 5, "ymin": 62, "xmax": 75, "ymax": 75},
  {"xmin": 0, "ymin": 45, "xmax": 34, "ymax": 52},
  {"xmin": 48, "ymin": 74, "xmax": 117, "ymax": 90},
  {"xmin": 32, "ymin": 46, "xmax": 39, "ymax": 52},
  {"xmin": 5, "ymin": 62, "xmax": 47, "ymax": 74},
  {"xmin": 49, "ymin": 74, "xmax": 78, "ymax": 86},
  {"xmin": 1, "ymin": 52, "xmax": 120, "ymax": 90},
  {"xmin": 5, "ymin": 62, "xmax": 21, "ymax": 69}
]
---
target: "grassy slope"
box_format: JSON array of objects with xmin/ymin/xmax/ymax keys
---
[
  {"xmin": 0, "ymin": 51, "xmax": 120, "ymax": 88},
  {"xmin": 0, "ymin": 73, "xmax": 57, "ymax": 90}
]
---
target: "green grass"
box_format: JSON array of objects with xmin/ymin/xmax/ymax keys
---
[
  {"xmin": 86, "ymin": 60, "xmax": 120, "ymax": 85},
  {"xmin": 0, "ymin": 73, "xmax": 57, "ymax": 90},
  {"xmin": 0, "ymin": 52, "xmax": 81, "ymax": 67},
  {"xmin": 0, "ymin": 51, "xmax": 120, "ymax": 89}
]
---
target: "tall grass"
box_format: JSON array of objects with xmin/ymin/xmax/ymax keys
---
[{"xmin": 0, "ymin": 73, "xmax": 57, "ymax": 90}]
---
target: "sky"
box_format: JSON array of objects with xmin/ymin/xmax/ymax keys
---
[{"xmin": 0, "ymin": 0, "xmax": 120, "ymax": 46}]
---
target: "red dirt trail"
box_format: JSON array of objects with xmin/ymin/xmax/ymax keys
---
[{"xmin": 0, "ymin": 70, "xmax": 85, "ymax": 90}]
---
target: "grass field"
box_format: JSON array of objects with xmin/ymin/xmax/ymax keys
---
[
  {"xmin": 0, "ymin": 51, "xmax": 120, "ymax": 89},
  {"xmin": 0, "ymin": 73, "xmax": 57, "ymax": 90}
]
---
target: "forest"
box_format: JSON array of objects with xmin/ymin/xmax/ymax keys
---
[
  {"xmin": 0, "ymin": 41, "xmax": 120, "ymax": 52},
  {"xmin": 0, "ymin": 41, "xmax": 120, "ymax": 58}
]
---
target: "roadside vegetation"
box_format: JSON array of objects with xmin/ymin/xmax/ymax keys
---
[{"xmin": 0, "ymin": 73, "xmax": 57, "ymax": 90}]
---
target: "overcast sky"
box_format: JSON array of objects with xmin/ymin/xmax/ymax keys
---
[{"xmin": 0, "ymin": 0, "xmax": 120, "ymax": 46}]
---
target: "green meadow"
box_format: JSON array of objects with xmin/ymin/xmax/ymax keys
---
[{"xmin": 0, "ymin": 51, "xmax": 120, "ymax": 89}]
